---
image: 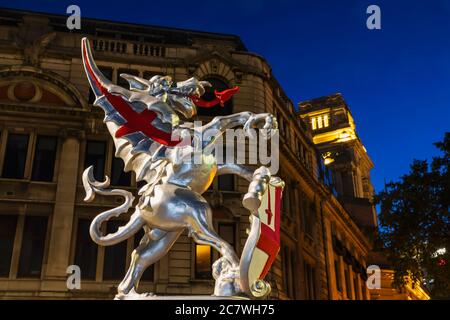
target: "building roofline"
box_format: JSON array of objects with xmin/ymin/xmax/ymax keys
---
[{"xmin": 0, "ymin": 6, "xmax": 248, "ymax": 51}]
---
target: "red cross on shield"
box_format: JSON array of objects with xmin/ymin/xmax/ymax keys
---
[{"xmin": 239, "ymin": 178, "xmax": 284, "ymax": 297}]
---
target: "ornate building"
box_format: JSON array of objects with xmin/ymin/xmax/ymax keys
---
[{"xmin": 0, "ymin": 8, "xmax": 373, "ymax": 299}]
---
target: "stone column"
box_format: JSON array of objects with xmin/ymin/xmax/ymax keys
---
[{"xmin": 43, "ymin": 129, "xmax": 83, "ymax": 288}]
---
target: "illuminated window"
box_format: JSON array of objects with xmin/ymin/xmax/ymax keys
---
[
  {"xmin": 195, "ymin": 244, "xmax": 212, "ymax": 279},
  {"xmin": 311, "ymin": 117, "xmax": 317, "ymax": 130},
  {"xmin": 317, "ymin": 116, "xmax": 323, "ymax": 129},
  {"xmin": 323, "ymin": 114, "xmax": 329, "ymax": 127}
]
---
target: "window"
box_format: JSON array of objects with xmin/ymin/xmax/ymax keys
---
[
  {"xmin": 194, "ymin": 222, "xmax": 236, "ymax": 279},
  {"xmin": 84, "ymin": 141, "xmax": 107, "ymax": 182},
  {"xmin": 282, "ymin": 185, "xmax": 290, "ymax": 217},
  {"xmin": 103, "ymin": 220, "xmax": 127, "ymax": 280},
  {"xmin": 344, "ymin": 264, "xmax": 352, "ymax": 299},
  {"xmin": 88, "ymin": 66, "xmax": 113, "ymax": 104},
  {"xmin": 323, "ymin": 114, "xmax": 329, "ymax": 127},
  {"xmin": 361, "ymin": 276, "xmax": 367, "ymax": 300},
  {"xmin": 304, "ymin": 262, "xmax": 316, "ymax": 300},
  {"xmin": 334, "ymin": 258, "xmax": 342, "ymax": 292},
  {"xmin": 0, "ymin": 215, "xmax": 17, "ymax": 277},
  {"xmin": 74, "ymin": 219, "xmax": 98, "ymax": 280},
  {"xmin": 194, "ymin": 244, "xmax": 212, "ymax": 279},
  {"xmin": 111, "ymin": 147, "xmax": 131, "ymax": 186},
  {"xmin": 17, "ymin": 216, "xmax": 48, "ymax": 278},
  {"xmin": 31, "ymin": 136, "xmax": 57, "ymax": 182},
  {"xmin": 317, "ymin": 116, "xmax": 323, "ymax": 129},
  {"xmin": 218, "ymin": 223, "xmax": 235, "ymax": 251},
  {"xmin": 301, "ymin": 198, "xmax": 315, "ymax": 237},
  {"xmin": 353, "ymin": 274, "xmax": 360, "ymax": 300},
  {"xmin": 143, "ymin": 71, "xmax": 158, "ymax": 80},
  {"xmin": 218, "ymin": 174, "xmax": 234, "ymax": 191},
  {"xmin": 282, "ymin": 245, "xmax": 295, "ymax": 298},
  {"xmin": 117, "ymin": 69, "xmax": 139, "ymax": 89},
  {"xmin": 2, "ymin": 133, "xmax": 29, "ymax": 179},
  {"xmin": 197, "ymin": 77, "xmax": 233, "ymax": 116},
  {"xmin": 311, "ymin": 117, "xmax": 317, "ymax": 130},
  {"xmin": 133, "ymin": 229, "xmax": 154, "ymax": 282}
]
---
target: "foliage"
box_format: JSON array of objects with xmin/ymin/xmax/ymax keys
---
[{"xmin": 375, "ymin": 133, "xmax": 450, "ymax": 299}]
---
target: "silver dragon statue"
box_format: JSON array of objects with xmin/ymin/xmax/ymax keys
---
[{"xmin": 81, "ymin": 37, "xmax": 284, "ymax": 299}]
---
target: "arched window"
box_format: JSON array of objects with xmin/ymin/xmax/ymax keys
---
[{"xmin": 196, "ymin": 77, "xmax": 233, "ymax": 116}]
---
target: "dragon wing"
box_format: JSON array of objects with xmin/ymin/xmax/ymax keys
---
[{"xmin": 81, "ymin": 37, "xmax": 182, "ymax": 188}]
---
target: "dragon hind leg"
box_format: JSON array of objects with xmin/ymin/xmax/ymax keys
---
[
  {"xmin": 188, "ymin": 203, "xmax": 239, "ymax": 269},
  {"xmin": 117, "ymin": 229, "xmax": 183, "ymax": 297}
]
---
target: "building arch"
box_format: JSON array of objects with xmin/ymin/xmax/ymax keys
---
[
  {"xmin": 0, "ymin": 66, "xmax": 87, "ymax": 110},
  {"xmin": 196, "ymin": 75, "xmax": 234, "ymax": 116}
]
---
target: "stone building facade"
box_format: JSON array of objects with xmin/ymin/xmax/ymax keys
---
[{"xmin": 0, "ymin": 8, "xmax": 373, "ymax": 299}]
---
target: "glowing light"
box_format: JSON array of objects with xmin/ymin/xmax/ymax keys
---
[{"xmin": 432, "ymin": 248, "xmax": 446, "ymax": 257}]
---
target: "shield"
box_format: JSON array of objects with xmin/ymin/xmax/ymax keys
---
[{"xmin": 239, "ymin": 178, "xmax": 284, "ymax": 297}]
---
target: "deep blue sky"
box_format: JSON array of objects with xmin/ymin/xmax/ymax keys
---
[{"xmin": 2, "ymin": 0, "xmax": 449, "ymax": 193}]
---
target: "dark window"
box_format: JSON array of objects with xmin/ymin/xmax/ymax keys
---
[
  {"xmin": 143, "ymin": 71, "xmax": 158, "ymax": 80},
  {"xmin": 84, "ymin": 141, "xmax": 106, "ymax": 182},
  {"xmin": 74, "ymin": 219, "xmax": 98, "ymax": 280},
  {"xmin": 111, "ymin": 147, "xmax": 131, "ymax": 186},
  {"xmin": 353, "ymin": 274, "xmax": 360, "ymax": 300},
  {"xmin": 301, "ymin": 198, "xmax": 315, "ymax": 237},
  {"xmin": 133, "ymin": 229, "xmax": 154, "ymax": 282},
  {"xmin": 103, "ymin": 220, "xmax": 127, "ymax": 280},
  {"xmin": 334, "ymin": 258, "xmax": 342, "ymax": 292},
  {"xmin": 88, "ymin": 66, "xmax": 113, "ymax": 104},
  {"xmin": 218, "ymin": 175, "xmax": 234, "ymax": 191},
  {"xmin": 282, "ymin": 245, "xmax": 295, "ymax": 298},
  {"xmin": 304, "ymin": 262, "xmax": 316, "ymax": 300},
  {"xmin": 117, "ymin": 69, "xmax": 139, "ymax": 89},
  {"xmin": 0, "ymin": 215, "xmax": 17, "ymax": 277},
  {"xmin": 31, "ymin": 136, "xmax": 57, "ymax": 182},
  {"xmin": 197, "ymin": 78, "xmax": 233, "ymax": 116},
  {"xmin": 361, "ymin": 276, "xmax": 367, "ymax": 300},
  {"xmin": 2, "ymin": 134, "xmax": 29, "ymax": 179},
  {"xmin": 344, "ymin": 264, "xmax": 352, "ymax": 299},
  {"xmin": 218, "ymin": 223, "xmax": 235, "ymax": 251},
  {"xmin": 282, "ymin": 185, "xmax": 290, "ymax": 217},
  {"xmin": 17, "ymin": 216, "xmax": 48, "ymax": 278},
  {"xmin": 194, "ymin": 244, "xmax": 212, "ymax": 279}
]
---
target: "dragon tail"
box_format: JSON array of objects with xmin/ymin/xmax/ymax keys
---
[{"xmin": 82, "ymin": 166, "xmax": 145, "ymax": 246}]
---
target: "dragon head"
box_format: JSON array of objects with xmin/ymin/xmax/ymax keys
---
[
  {"xmin": 82, "ymin": 37, "xmax": 238, "ymax": 148},
  {"xmin": 123, "ymin": 74, "xmax": 212, "ymax": 119}
]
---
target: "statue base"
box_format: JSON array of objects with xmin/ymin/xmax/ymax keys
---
[{"xmin": 115, "ymin": 292, "xmax": 249, "ymax": 300}]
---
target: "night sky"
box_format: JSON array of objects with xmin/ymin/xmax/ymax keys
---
[{"xmin": 1, "ymin": 0, "xmax": 449, "ymax": 193}]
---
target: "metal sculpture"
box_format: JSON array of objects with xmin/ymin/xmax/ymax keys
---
[{"xmin": 81, "ymin": 37, "xmax": 284, "ymax": 299}]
